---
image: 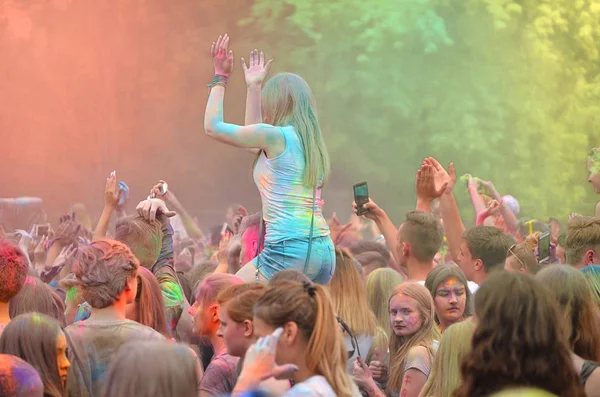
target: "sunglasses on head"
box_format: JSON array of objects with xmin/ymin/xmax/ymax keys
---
[{"xmin": 508, "ymin": 244, "xmax": 526, "ymax": 270}]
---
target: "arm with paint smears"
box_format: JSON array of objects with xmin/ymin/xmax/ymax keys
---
[{"xmin": 204, "ymin": 34, "xmax": 284, "ymax": 156}]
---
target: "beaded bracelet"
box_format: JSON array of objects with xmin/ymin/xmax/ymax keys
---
[{"xmin": 208, "ymin": 74, "xmax": 229, "ymax": 89}]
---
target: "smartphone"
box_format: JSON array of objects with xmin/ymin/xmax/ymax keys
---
[
  {"xmin": 538, "ymin": 231, "xmax": 551, "ymax": 263},
  {"xmin": 221, "ymin": 222, "xmax": 234, "ymax": 236},
  {"xmin": 118, "ymin": 181, "xmax": 129, "ymax": 206},
  {"xmin": 35, "ymin": 224, "xmax": 50, "ymax": 237},
  {"xmin": 160, "ymin": 182, "xmax": 168, "ymax": 196},
  {"xmin": 353, "ymin": 182, "xmax": 370, "ymax": 216}
]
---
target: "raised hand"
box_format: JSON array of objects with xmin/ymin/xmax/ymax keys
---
[
  {"xmin": 53, "ymin": 214, "xmax": 82, "ymax": 248},
  {"xmin": 424, "ymin": 157, "xmax": 456, "ymax": 194},
  {"xmin": 416, "ymin": 164, "xmax": 447, "ymax": 202},
  {"xmin": 353, "ymin": 199, "xmax": 385, "ymax": 222},
  {"xmin": 105, "ymin": 171, "xmax": 123, "ymax": 209},
  {"xmin": 136, "ymin": 199, "xmax": 176, "ymax": 224},
  {"xmin": 241, "ymin": 49, "xmax": 273, "ymax": 87},
  {"xmin": 211, "ymin": 34, "xmax": 234, "ymax": 77},
  {"xmin": 485, "ymin": 199, "xmax": 502, "ymax": 216},
  {"xmin": 33, "ymin": 235, "xmax": 49, "ymax": 266}
]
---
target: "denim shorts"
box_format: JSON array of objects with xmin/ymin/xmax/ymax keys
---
[{"xmin": 253, "ymin": 236, "xmax": 335, "ymax": 285}]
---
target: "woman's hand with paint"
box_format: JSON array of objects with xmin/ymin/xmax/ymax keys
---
[
  {"xmin": 211, "ymin": 34, "xmax": 234, "ymax": 77},
  {"xmin": 136, "ymin": 199, "xmax": 176, "ymax": 224},
  {"xmin": 241, "ymin": 49, "xmax": 272, "ymax": 87}
]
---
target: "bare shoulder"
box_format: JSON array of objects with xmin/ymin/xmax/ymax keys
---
[{"xmin": 585, "ymin": 367, "xmax": 600, "ymax": 397}]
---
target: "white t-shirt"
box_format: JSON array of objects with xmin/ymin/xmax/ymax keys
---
[{"xmin": 285, "ymin": 375, "xmax": 361, "ymax": 397}]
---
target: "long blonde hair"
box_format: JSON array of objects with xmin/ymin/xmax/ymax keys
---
[
  {"xmin": 329, "ymin": 249, "xmax": 377, "ymax": 336},
  {"xmin": 419, "ymin": 320, "xmax": 475, "ymax": 397},
  {"xmin": 366, "ymin": 268, "xmax": 404, "ymax": 339},
  {"xmin": 259, "ymin": 73, "xmax": 330, "ymax": 187},
  {"xmin": 388, "ymin": 282, "xmax": 437, "ymax": 393},
  {"xmin": 254, "ymin": 281, "xmax": 354, "ymax": 397}
]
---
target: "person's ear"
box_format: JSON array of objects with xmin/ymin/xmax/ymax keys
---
[
  {"xmin": 243, "ymin": 320, "xmax": 254, "ymax": 338},
  {"xmin": 586, "ymin": 249, "xmax": 596, "ymax": 265},
  {"xmin": 282, "ymin": 321, "xmax": 299, "ymax": 346},
  {"xmin": 474, "ymin": 258, "xmax": 484, "ymax": 272},
  {"xmin": 210, "ymin": 304, "xmax": 219, "ymax": 323}
]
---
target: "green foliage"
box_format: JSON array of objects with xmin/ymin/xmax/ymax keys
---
[{"xmin": 241, "ymin": 0, "xmax": 600, "ymax": 223}]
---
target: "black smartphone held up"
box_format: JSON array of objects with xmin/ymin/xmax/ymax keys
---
[
  {"xmin": 538, "ymin": 231, "xmax": 551, "ymax": 263},
  {"xmin": 353, "ymin": 182, "xmax": 370, "ymax": 216}
]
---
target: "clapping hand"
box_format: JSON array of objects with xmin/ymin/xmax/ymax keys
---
[{"xmin": 241, "ymin": 49, "xmax": 272, "ymax": 87}]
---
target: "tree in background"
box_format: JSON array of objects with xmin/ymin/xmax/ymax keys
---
[{"xmin": 241, "ymin": 0, "xmax": 600, "ymax": 223}]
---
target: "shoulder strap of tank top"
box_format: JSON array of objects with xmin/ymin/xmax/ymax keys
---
[
  {"xmin": 580, "ymin": 360, "xmax": 600, "ymax": 386},
  {"xmin": 302, "ymin": 186, "xmax": 317, "ymax": 274}
]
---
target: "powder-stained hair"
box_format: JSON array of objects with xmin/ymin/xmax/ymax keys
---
[
  {"xmin": 9, "ymin": 277, "xmax": 66, "ymax": 327},
  {"xmin": 454, "ymin": 272, "xmax": 585, "ymax": 397},
  {"xmin": 535, "ymin": 265, "xmax": 600, "ymax": 361},
  {"xmin": 424, "ymin": 264, "xmax": 473, "ymax": 324},
  {"xmin": 0, "ymin": 240, "xmax": 28, "ymax": 303},
  {"xmin": 194, "ymin": 274, "xmax": 244, "ymax": 311},
  {"xmin": 72, "ymin": 239, "xmax": 139, "ymax": 309},
  {"xmin": 349, "ymin": 240, "xmax": 392, "ymax": 263},
  {"xmin": 463, "ymin": 226, "xmax": 516, "ymax": 273},
  {"xmin": 114, "ymin": 215, "xmax": 163, "ymax": 269},
  {"xmin": 581, "ymin": 265, "xmax": 600, "ymax": 307},
  {"xmin": 217, "ymin": 283, "xmax": 268, "ymax": 324},
  {"xmin": 238, "ymin": 213, "xmax": 261, "ymax": 237},
  {"xmin": 506, "ymin": 242, "xmax": 541, "ymax": 274},
  {"xmin": 0, "ymin": 313, "xmax": 66, "ymax": 397},
  {"xmin": 565, "ymin": 216, "xmax": 600, "ymax": 265},
  {"xmin": 387, "ymin": 282, "xmax": 437, "ymax": 393},
  {"xmin": 400, "ymin": 211, "xmax": 444, "ymax": 262},
  {"xmin": 184, "ymin": 260, "xmax": 218, "ymax": 305},
  {"xmin": 420, "ymin": 320, "xmax": 475, "ymax": 397},
  {"xmin": 268, "ymin": 269, "xmax": 311, "ymax": 285},
  {"xmin": 101, "ymin": 341, "xmax": 199, "ymax": 397},
  {"xmin": 329, "ymin": 249, "xmax": 377, "ymax": 336},
  {"xmin": 354, "ymin": 251, "xmax": 387, "ymax": 272},
  {"xmin": 254, "ymin": 281, "xmax": 354, "ymax": 397},
  {"xmin": 133, "ymin": 267, "xmax": 169, "ymax": 337},
  {"xmin": 0, "ymin": 354, "xmax": 44, "ymax": 397},
  {"xmin": 366, "ymin": 268, "xmax": 404, "ymax": 340},
  {"xmin": 259, "ymin": 73, "xmax": 330, "ymax": 188}
]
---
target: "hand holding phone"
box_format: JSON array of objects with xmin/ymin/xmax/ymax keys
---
[
  {"xmin": 537, "ymin": 232, "xmax": 551, "ymax": 263},
  {"xmin": 353, "ymin": 182, "xmax": 370, "ymax": 216}
]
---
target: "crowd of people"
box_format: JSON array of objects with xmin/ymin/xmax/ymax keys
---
[{"xmin": 0, "ymin": 33, "xmax": 600, "ymax": 397}]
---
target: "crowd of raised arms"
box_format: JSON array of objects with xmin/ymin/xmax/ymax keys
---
[{"xmin": 1, "ymin": 33, "xmax": 600, "ymax": 397}]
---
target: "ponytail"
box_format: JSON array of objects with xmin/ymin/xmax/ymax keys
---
[
  {"xmin": 254, "ymin": 281, "xmax": 355, "ymax": 397},
  {"xmin": 307, "ymin": 285, "xmax": 354, "ymax": 397}
]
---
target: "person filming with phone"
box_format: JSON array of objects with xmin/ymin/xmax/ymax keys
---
[{"xmin": 203, "ymin": 34, "xmax": 334, "ymax": 284}]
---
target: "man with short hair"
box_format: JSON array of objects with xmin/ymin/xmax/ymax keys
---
[
  {"xmin": 396, "ymin": 211, "xmax": 445, "ymax": 282},
  {"xmin": 0, "ymin": 239, "xmax": 28, "ymax": 334},
  {"xmin": 459, "ymin": 225, "xmax": 515, "ymax": 285},
  {"xmin": 565, "ymin": 216, "xmax": 600, "ymax": 268},
  {"xmin": 237, "ymin": 213, "xmax": 262, "ymax": 267},
  {"xmin": 66, "ymin": 239, "xmax": 164, "ymax": 397},
  {"xmin": 114, "ymin": 199, "xmax": 186, "ymax": 337}
]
